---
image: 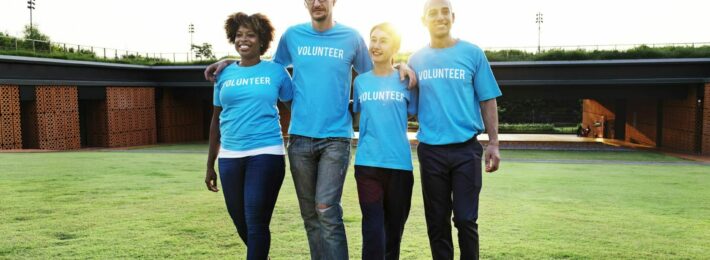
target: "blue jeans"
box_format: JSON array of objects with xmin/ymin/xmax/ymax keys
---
[
  {"xmin": 218, "ymin": 154, "xmax": 285, "ymax": 260},
  {"xmin": 287, "ymin": 135, "xmax": 351, "ymax": 260}
]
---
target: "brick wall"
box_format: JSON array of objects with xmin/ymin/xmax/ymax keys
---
[
  {"xmin": 105, "ymin": 87, "xmax": 156, "ymax": 147},
  {"xmin": 0, "ymin": 85, "xmax": 22, "ymax": 149},
  {"xmin": 156, "ymin": 88, "xmax": 206, "ymax": 143},
  {"xmin": 23, "ymin": 86, "xmax": 81, "ymax": 150},
  {"xmin": 625, "ymin": 100, "xmax": 657, "ymax": 146},
  {"xmin": 662, "ymin": 87, "xmax": 698, "ymax": 153},
  {"xmin": 703, "ymin": 83, "xmax": 710, "ymax": 155},
  {"xmin": 582, "ymin": 99, "xmax": 614, "ymax": 138}
]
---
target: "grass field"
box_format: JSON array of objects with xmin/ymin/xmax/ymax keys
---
[{"xmin": 0, "ymin": 146, "xmax": 708, "ymax": 259}]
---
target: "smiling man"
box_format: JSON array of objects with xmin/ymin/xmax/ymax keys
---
[{"xmin": 407, "ymin": 0, "xmax": 502, "ymax": 259}]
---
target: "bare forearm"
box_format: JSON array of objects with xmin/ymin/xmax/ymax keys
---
[
  {"xmin": 206, "ymin": 108, "xmax": 221, "ymax": 168},
  {"xmin": 480, "ymin": 99, "xmax": 499, "ymax": 144}
]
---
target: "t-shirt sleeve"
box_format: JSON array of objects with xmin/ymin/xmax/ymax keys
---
[
  {"xmin": 273, "ymin": 31, "xmax": 292, "ymax": 67},
  {"xmin": 407, "ymin": 87, "xmax": 418, "ymax": 116},
  {"xmin": 472, "ymin": 49, "xmax": 502, "ymax": 101},
  {"xmin": 352, "ymin": 78, "xmax": 361, "ymax": 113},
  {"xmin": 278, "ymin": 68, "xmax": 294, "ymax": 102},
  {"xmin": 212, "ymin": 81, "xmax": 222, "ymax": 107},
  {"xmin": 352, "ymin": 34, "xmax": 373, "ymax": 74}
]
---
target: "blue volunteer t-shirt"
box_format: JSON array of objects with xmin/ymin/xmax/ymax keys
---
[
  {"xmin": 353, "ymin": 71, "xmax": 417, "ymax": 171},
  {"xmin": 408, "ymin": 40, "xmax": 502, "ymax": 145},
  {"xmin": 213, "ymin": 61, "xmax": 293, "ymax": 151},
  {"xmin": 273, "ymin": 22, "xmax": 372, "ymax": 138}
]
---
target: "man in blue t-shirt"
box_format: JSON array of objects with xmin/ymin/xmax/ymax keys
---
[
  {"xmin": 204, "ymin": 1, "xmax": 416, "ymax": 259},
  {"xmin": 408, "ymin": 0, "xmax": 502, "ymax": 259}
]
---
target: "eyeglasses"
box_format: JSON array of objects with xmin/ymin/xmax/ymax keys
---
[{"xmin": 304, "ymin": 0, "xmax": 327, "ymax": 4}]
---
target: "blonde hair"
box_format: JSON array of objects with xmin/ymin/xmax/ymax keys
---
[{"xmin": 370, "ymin": 22, "xmax": 401, "ymax": 55}]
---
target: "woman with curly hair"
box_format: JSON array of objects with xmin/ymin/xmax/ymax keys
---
[{"xmin": 204, "ymin": 12, "xmax": 292, "ymax": 260}]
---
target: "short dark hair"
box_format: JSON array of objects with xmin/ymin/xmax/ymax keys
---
[{"xmin": 225, "ymin": 12, "xmax": 275, "ymax": 55}]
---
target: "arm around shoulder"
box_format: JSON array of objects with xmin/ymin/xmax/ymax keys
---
[{"xmin": 204, "ymin": 59, "xmax": 236, "ymax": 82}]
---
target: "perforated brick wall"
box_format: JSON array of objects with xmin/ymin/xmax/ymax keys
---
[
  {"xmin": 25, "ymin": 86, "xmax": 81, "ymax": 150},
  {"xmin": 703, "ymin": 83, "xmax": 710, "ymax": 155},
  {"xmin": 156, "ymin": 88, "xmax": 206, "ymax": 143},
  {"xmin": 105, "ymin": 87, "xmax": 157, "ymax": 147},
  {"xmin": 624, "ymin": 100, "xmax": 657, "ymax": 146},
  {"xmin": 662, "ymin": 87, "xmax": 698, "ymax": 153},
  {"xmin": 0, "ymin": 85, "xmax": 22, "ymax": 149}
]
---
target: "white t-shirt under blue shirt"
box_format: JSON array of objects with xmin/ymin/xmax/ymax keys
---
[
  {"xmin": 213, "ymin": 61, "xmax": 293, "ymax": 153},
  {"xmin": 408, "ymin": 40, "xmax": 502, "ymax": 145},
  {"xmin": 353, "ymin": 71, "xmax": 417, "ymax": 171},
  {"xmin": 273, "ymin": 22, "xmax": 372, "ymax": 138}
]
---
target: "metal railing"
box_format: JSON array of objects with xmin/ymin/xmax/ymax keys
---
[
  {"xmin": 0, "ymin": 35, "xmax": 239, "ymax": 63},
  {"xmin": 2, "ymin": 34, "xmax": 708, "ymax": 63},
  {"xmin": 485, "ymin": 42, "xmax": 710, "ymax": 52}
]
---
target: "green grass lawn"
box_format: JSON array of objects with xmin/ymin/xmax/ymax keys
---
[
  {"xmin": 120, "ymin": 142, "xmax": 210, "ymax": 152},
  {"xmin": 0, "ymin": 148, "xmax": 708, "ymax": 259}
]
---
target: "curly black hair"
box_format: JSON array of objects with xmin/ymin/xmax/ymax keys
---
[{"xmin": 225, "ymin": 12, "xmax": 275, "ymax": 55}]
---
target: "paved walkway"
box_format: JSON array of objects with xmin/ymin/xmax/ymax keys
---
[
  {"xmin": 4, "ymin": 134, "xmax": 709, "ymax": 163},
  {"xmin": 504, "ymin": 158, "xmax": 709, "ymax": 166}
]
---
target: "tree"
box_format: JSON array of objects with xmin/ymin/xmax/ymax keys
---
[
  {"xmin": 0, "ymin": 31, "xmax": 16, "ymax": 50},
  {"xmin": 22, "ymin": 25, "xmax": 51, "ymax": 51},
  {"xmin": 191, "ymin": 43, "xmax": 216, "ymax": 60},
  {"xmin": 23, "ymin": 24, "xmax": 50, "ymax": 42}
]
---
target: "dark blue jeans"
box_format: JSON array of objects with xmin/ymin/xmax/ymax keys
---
[
  {"xmin": 287, "ymin": 134, "xmax": 351, "ymax": 260},
  {"xmin": 355, "ymin": 165, "xmax": 413, "ymax": 260},
  {"xmin": 417, "ymin": 137, "xmax": 483, "ymax": 260},
  {"xmin": 218, "ymin": 154, "xmax": 285, "ymax": 260}
]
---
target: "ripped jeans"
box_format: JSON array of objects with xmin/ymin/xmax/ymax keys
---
[{"xmin": 287, "ymin": 134, "xmax": 351, "ymax": 260}]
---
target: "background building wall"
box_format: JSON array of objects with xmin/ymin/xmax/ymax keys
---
[
  {"xmin": 624, "ymin": 100, "xmax": 658, "ymax": 146},
  {"xmin": 582, "ymin": 99, "xmax": 615, "ymax": 138},
  {"xmin": 105, "ymin": 87, "xmax": 156, "ymax": 147},
  {"xmin": 0, "ymin": 85, "xmax": 21, "ymax": 149},
  {"xmin": 23, "ymin": 86, "xmax": 81, "ymax": 150},
  {"xmin": 156, "ymin": 88, "xmax": 206, "ymax": 143},
  {"xmin": 83, "ymin": 100, "xmax": 109, "ymax": 147},
  {"xmin": 661, "ymin": 87, "xmax": 698, "ymax": 153},
  {"xmin": 703, "ymin": 83, "xmax": 710, "ymax": 155}
]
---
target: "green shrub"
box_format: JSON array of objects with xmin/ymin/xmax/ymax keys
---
[
  {"xmin": 499, "ymin": 123, "xmax": 578, "ymax": 134},
  {"xmin": 3, "ymin": 27, "xmax": 710, "ymax": 65}
]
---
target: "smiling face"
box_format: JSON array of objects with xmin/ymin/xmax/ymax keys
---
[
  {"xmin": 369, "ymin": 28, "xmax": 398, "ymax": 64},
  {"xmin": 422, "ymin": 0, "xmax": 455, "ymax": 39},
  {"xmin": 234, "ymin": 25, "xmax": 261, "ymax": 60},
  {"xmin": 305, "ymin": 0, "xmax": 335, "ymax": 23}
]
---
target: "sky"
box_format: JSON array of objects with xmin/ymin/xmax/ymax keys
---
[{"xmin": 1, "ymin": 0, "xmax": 709, "ymax": 58}]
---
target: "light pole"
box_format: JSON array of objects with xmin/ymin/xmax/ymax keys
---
[
  {"xmin": 188, "ymin": 23, "xmax": 195, "ymax": 61},
  {"xmin": 27, "ymin": 0, "xmax": 36, "ymax": 38},
  {"xmin": 536, "ymin": 12, "xmax": 543, "ymax": 53}
]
